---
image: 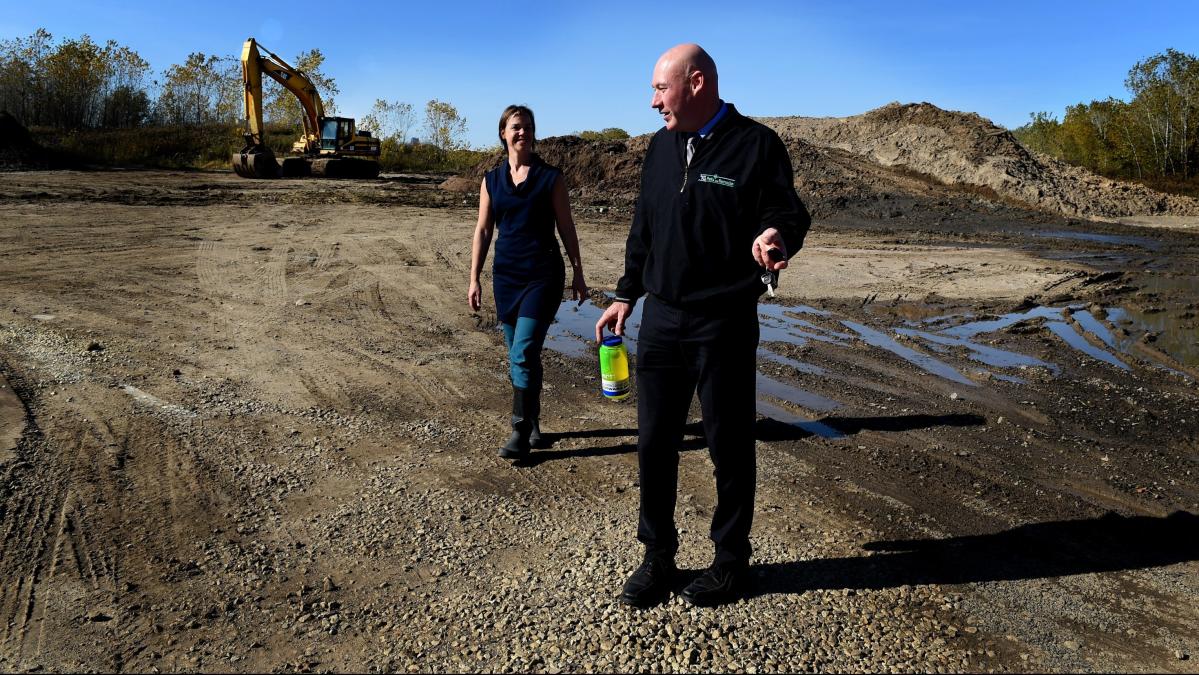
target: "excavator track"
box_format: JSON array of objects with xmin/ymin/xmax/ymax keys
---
[{"xmin": 310, "ymin": 158, "xmax": 380, "ymax": 179}]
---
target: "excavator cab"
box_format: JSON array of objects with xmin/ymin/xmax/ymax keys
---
[
  {"xmin": 317, "ymin": 116, "xmax": 380, "ymax": 158},
  {"xmin": 320, "ymin": 117, "xmax": 356, "ymax": 151}
]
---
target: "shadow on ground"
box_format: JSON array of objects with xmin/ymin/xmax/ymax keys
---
[
  {"xmin": 521, "ymin": 413, "xmax": 985, "ymax": 466},
  {"xmin": 747, "ymin": 511, "xmax": 1199, "ymax": 596}
]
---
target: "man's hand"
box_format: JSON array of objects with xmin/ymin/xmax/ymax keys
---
[
  {"xmin": 595, "ymin": 301, "xmax": 632, "ymax": 342},
  {"xmin": 752, "ymin": 228, "xmax": 788, "ymax": 272}
]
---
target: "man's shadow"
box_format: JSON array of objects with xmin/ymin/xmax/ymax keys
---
[
  {"xmin": 756, "ymin": 412, "xmax": 986, "ymax": 441},
  {"xmin": 742, "ymin": 511, "xmax": 1199, "ymax": 598},
  {"xmin": 520, "ymin": 413, "xmax": 986, "ymax": 465}
]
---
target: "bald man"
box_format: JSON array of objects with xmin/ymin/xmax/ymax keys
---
[{"xmin": 596, "ymin": 44, "xmax": 810, "ymax": 608}]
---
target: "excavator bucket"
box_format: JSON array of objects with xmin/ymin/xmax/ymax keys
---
[{"xmin": 231, "ymin": 144, "xmax": 282, "ymax": 179}]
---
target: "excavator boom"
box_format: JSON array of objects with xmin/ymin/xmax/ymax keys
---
[{"xmin": 232, "ymin": 37, "xmax": 378, "ymax": 179}]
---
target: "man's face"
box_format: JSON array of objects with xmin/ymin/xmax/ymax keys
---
[{"xmin": 651, "ymin": 58, "xmax": 697, "ymax": 132}]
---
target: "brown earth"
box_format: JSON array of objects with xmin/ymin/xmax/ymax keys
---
[
  {"xmin": 448, "ymin": 102, "xmax": 1199, "ymax": 224},
  {"xmin": 0, "ymin": 159, "xmax": 1197, "ymax": 674}
]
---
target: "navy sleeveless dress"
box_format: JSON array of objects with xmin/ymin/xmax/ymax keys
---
[{"xmin": 486, "ymin": 157, "xmax": 566, "ymax": 325}]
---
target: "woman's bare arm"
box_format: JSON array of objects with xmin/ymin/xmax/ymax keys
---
[
  {"xmin": 551, "ymin": 175, "xmax": 588, "ymax": 304},
  {"xmin": 468, "ymin": 178, "xmax": 496, "ymax": 311}
]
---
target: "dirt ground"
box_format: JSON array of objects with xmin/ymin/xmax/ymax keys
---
[{"xmin": 1, "ymin": 169, "xmax": 1198, "ymax": 673}]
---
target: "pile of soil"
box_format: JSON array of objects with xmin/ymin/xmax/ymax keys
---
[
  {"xmin": 447, "ymin": 135, "xmax": 650, "ymax": 208},
  {"xmin": 761, "ymin": 102, "xmax": 1199, "ymax": 219},
  {"xmin": 0, "ymin": 111, "xmax": 50, "ymax": 170},
  {"xmin": 445, "ymin": 102, "xmax": 1199, "ymax": 222}
]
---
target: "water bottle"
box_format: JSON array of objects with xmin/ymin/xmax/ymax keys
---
[{"xmin": 599, "ymin": 336, "xmax": 631, "ymax": 401}]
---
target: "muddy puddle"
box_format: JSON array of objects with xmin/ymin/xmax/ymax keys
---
[
  {"xmin": 547, "ymin": 300, "xmax": 847, "ymax": 437},
  {"xmin": 1031, "ymin": 230, "xmax": 1196, "ymax": 366},
  {"xmin": 1111, "ymin": 273, "xmax": 1199, "ymax": 365},
  {"xmin": 545, "ymin": 293, "xmax": 1194, "ymax": 436},
  {"xmin": 1031, "ymin": 229, "xmax": 1163, "ymax": 250}
]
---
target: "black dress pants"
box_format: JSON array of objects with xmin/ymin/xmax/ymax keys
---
[{"xmin": 635, "ymin": 294, "xmax": 760, "ymax": 565}]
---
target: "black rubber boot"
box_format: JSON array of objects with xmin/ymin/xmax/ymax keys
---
[
  {"xmin": 527, "ymin": 387, "xmax": 548, "ymax": 449},
  {"xmin": 498, "ymin": 387, "xmax": 532, "ymax": 459}
]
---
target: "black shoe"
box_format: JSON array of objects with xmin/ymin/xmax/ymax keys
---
[
  {"xmin": 619, "ymin": 557, "xmax": 677, "ymax": 608},
  {"xmin": 681, "ymin": 562, "xmax": 747, "ymax": 607}
]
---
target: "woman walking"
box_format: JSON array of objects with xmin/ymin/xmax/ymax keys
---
[{"xmin": 468, "ymin": 105, "xmax": 588, "ymax": 460}]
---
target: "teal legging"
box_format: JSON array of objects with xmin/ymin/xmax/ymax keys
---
[{"xmin": 502, "ymin": 317, "xmax": 553, "ymax": 390}]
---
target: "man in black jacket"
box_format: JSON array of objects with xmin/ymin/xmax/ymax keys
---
[{"xmin": 595, "ymin": 43, "xmax": 811, "ymax": 608}]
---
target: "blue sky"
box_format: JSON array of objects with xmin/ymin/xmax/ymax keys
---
[{"xmin": 5, "ymin": 1, "xmax": 1198, "ymax": 148}]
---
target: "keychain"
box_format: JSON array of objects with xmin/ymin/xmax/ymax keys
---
[
  {"xmin": 760, "ymin": 269, "xmax": 778, "ymax": 298},
  {"xmin": 760, "ymin": 247, "xmax": 784, "ymax": 298}
]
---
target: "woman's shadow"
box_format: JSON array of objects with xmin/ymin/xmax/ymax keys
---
[
  {"xmin": 518, "ymin": 413, "xmax": 988, "ymax": 466},
  {"xmin": 516, "ymin": 422, "xmax": 707, "ymax": 467}
]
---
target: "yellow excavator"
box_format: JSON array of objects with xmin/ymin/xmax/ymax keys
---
[{"xmin": 231, "ymin": 38, "xmax": 380, "ymax": 179}]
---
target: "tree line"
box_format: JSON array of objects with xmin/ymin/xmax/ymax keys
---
[
  {"xmin": 0, "ymin": 29, "xmax": 472, "ymax": 153},
  {"xmin": 1013, "ymin": 48, "xmax": 1199, "ymax": 186}
]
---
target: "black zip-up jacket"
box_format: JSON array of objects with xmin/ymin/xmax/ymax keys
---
[{"xmin": 615, "ymin": 104, "xmax": 810, "ymax": 309}]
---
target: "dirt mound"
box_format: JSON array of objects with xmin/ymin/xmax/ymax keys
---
[
  {"xmin": 446, "ymin": 135, "xmax": 650, "ymax": 206},
  {"xmin": 0, "ymin": 111, "xmax": 50, "ymax": 170},
  {"xmin": 445, "ymin": 102, "xmax": 1199, "ymax": 221},
  {"xmin": 761, "ymin": 102, "xmax": 1199, "ymax": 219}
]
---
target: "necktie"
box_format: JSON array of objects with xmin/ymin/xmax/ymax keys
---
[{"xmin": 686, "ymin": 135, "xmax": 696, "ymax": 166}]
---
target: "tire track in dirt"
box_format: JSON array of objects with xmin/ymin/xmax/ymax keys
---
[
  {"xmin": 0, "ymin": 482, "xmax": 62, "ymax": 662},
  {"xmin": 366, "ymin": 282, "xmax": 396, "ymax": 324},
  {"xmin": 0, "ymin": 378, "xmax": 237, "ymax": 670},
  {"xmin": 20, "ymin": 417, "xmax": 124, "ymax": 666},
  {"xmin": 258, "ymin": 243, "xmax": 290, "ymax": 307},
  {"xmin": 194, "ymin": 240, "xmax": 233, "ymax": 300}
]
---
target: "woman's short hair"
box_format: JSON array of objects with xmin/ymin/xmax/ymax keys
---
[{"xmin": 498, "ymin": 105, "xmax": 535, "ymax": 150}]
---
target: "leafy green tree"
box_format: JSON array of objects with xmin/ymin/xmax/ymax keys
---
[
  {"xmin": 1107, "ymin": 98, "xmax": 1148, "ymax": 178},
  {"xmin": 1013, "ymin": 111, "xmax": 1062, "ymax": 156},
  {"xmin": 0, "ymin": 29, "xmax": 151, "ymax": 128},
  {"xmin": 102, "ymin": 85, "xmax": 149, "ymax": 127},
  {"xmin": 576, "ymin": 127, "xmax": 630, "ymax": 142},
  {"xmin": 1125, "ymin": 48, "xmax": 1199, "ymax": 178},
  {"xmin": 155, "ymin": 52, "xmax": 239, "ymax": 125},
  {"xmin": 99, "ymin": 42, "xmax": 150, "ymax": 127},
  {"xmin": 0, "ymin": 29, "xmax": 54, "ymax": 125},
  {"xmin": 423, "ymin": 99, "xmax": 468, "ymax": 150},
  {"xmin": 40, "ymin": 34, "xmax": 111, "ymax": 128},
  {"xmin": 360, "ymin": 98, "xmax": 415, "ymax": 141},
  {"xmin": 1016, "ymin": 48, "xmax": 1199, "ymax": 189},
  {"xmin": 263, "ymin": 48, "xmax": 338, "ymax": 126}
]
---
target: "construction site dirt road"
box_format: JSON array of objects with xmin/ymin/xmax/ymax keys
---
[{"xmin": 1, "ymin": 162, "xmax": 1197, "ymax": 672}]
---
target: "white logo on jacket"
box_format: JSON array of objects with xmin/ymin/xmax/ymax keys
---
[{"xmin": 698, "ymin": 173, "xmax": 736, "ymax": 188}]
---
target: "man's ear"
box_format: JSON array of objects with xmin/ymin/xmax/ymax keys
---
[{"xmin": 689, "ymin": 68, "xmax": 705, "ymax": 95}]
